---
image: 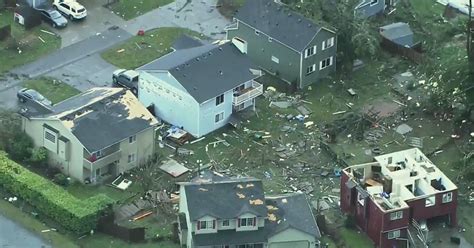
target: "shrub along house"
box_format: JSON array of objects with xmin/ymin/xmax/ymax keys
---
[
  {"xmin": 340, "ymin": 148, "xmax": 458, "ymax": 248},
  {"xmin": 137, "ymin": 36, "xmax": 263, "ymax": 138},
  {"xmin": 177, "ymin": 175, "xmax": 321, "ymax": 248},
  {"xmin": 19, "ymin": 87, "xmax": 159, "ymax": 184},
  {"xmin": 226, "ymin": 0, "xmax": 337, "ymax": 89}
]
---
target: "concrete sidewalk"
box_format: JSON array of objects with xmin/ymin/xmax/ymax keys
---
[{"xmin": 11, "ymin": 27, "xmax": 131, "ymax": 78}]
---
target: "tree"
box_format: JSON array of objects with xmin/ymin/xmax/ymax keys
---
[
  {"xmin": 135, "ymin": 152, "xmax": 164, "ymax": 192},
  {"xmin": 0, "ymin": 110, "xmax": 34, "ymax": 162},
  {"xmin": 30, "ymin": 147, "xmax": 48, "ymax": 167}
]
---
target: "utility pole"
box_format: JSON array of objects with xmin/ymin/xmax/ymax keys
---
[{"xmin": 468, "ymin": 0, "xmax": 473, "ymax": 62}]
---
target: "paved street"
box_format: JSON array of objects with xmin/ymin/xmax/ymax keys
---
[{"xmin": 0, "ymin": 213, "xmax": 51, "ymax": 248}]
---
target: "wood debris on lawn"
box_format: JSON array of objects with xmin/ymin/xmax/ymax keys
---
[{"xmin": 117, "ymin": 48, "xmax": 125, "ymax": 53}]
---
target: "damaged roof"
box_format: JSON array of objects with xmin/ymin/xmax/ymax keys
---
[
  {"xmin": 265, "ymin": 193, "xmax": 321, "ymax": 238},
  {"xmin": 235, "ymin": 0, "xmax": 324, "ymax": 52},
  {"xmin": 182, "ymin": 178, "xmax": 267, "ymax": 221},
  {"xmin": 139, "ymin": 41, "xmax": 260, "ymax": 103},
  {"xmin": 24, "ymin": 88, "xmax": 159, "ymax": 153}
]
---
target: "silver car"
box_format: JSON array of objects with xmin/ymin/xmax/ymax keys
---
[{"xmin": 17, "ymin": 88, "xmax": 52, "ymax": 106}]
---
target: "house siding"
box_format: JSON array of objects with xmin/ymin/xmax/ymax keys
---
[
  {"xmin": 355, "ymin": 0, "xmax": 385, "ymax": 18},
  {"xmin": 227, "ymin": 21, "xmax": 301, "ymax": 85},
  {"xmin": 267, "ymin": 228, "xmax": 316, "ymax": 248},
  {"xmin": 300, "ymin": 29, "xmax": 337, "ymax": 88},
  {"xmin": 406, "ymin": 190, "xmax": 458, "ymax": 225},
  {"xmin": 197, "ymin": 89, "xmax": 233, "ymax": 137},
  {"xmin": 116, "ymin": 127, "xmax": 155, "ymax": 174},
  {"xmin": 139, "ymin": 71, "xmax": 200, "ymax": 136}
]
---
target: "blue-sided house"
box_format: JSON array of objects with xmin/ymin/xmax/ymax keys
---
[{"xmin": 137, "ymin": 36, "xmax": 263, "ymax": 138}]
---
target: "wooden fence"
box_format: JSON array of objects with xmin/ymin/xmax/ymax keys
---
[
  {"xmin": 380, "ymin": 37, "xmax": 424, "ymax": 64},
  {"xmin": 98, "ymin": 214, "xmax": 146, "ymax": 243}
]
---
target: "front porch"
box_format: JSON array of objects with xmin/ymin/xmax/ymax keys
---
[{"xmin": 233, "ymin": 80, "xmax": 263, "ymax": 111}]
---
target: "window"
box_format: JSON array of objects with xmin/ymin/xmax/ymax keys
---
[
  {"xmin": 305, "ymin": 45, "xmax": 316, "ymax": 58},
  {"xmin": 390, "ymin": 211, "xmax": 403, "ymax": 220},
  {"xmin": 320, "ymin": 56, "xmax": 334, "ymax": 70},
  {"xmin": 306, "ymin": 64, "xmax": 316, "ymax": 75},
  {"xmin": 45, "ymin": 131, "xmax": 56, "ymax": 143},
  {"xmin": 197, "ymin": 220, "xmax": 215, "ymax": 230},
  {"xmin": 388, "ymin": 230, "xmax": 401, "ymax": 239},
  {"xmin": 215, "ymin": 112, "xmax": 224, "ymax": 123},
  {"xmin": 238, "ymin": 217, "xmax": 256, "ymax": 227},
  {"xmin": 357, "ymin": 192, "xmax": 365, "ymax": 206},
  {"xmin": 216, "ymin": 94, "xmax": 224, "ymax": 105},
  {"xmin": 425, "ymin": 195, "xmax": 435, "ymax": 207},
  {"xmin": 222, "ymin": 220, "xmax": 230, "ymax": 226},
  {"xmin": 128, "ymin": 153, "xmax": 136, "ymax": 163},
  {"xmin": 271, "ymin": 56, "xmax": 279, "ymax": 64},
  {"xmin": 322, "ymin": 37, "xmax": 335, "ymax": 50},
  {"xmin": 442, "ymin": 192, "xmax": 453, "ymax": 203},
  {"xmin": 255, "ymin": 30, "xmax": 260, "ymax": 35},
  {"xmin": 129, "ymin": 135, "xmax": 136, "ymax": 143}
]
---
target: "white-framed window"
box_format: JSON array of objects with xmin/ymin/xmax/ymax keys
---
[
  {"xmin": 442, "ymin": 192, "xmax": 453, "ymax": 203},
  {"xmin": 197, "ymin": 220, "xmax": 215, "ymax": 230},
  {"xmin": 45, "ymin": 130, "xmax": 56, "ymax": 143},
  {"xmin": 390, "ymin": 211, "xmax": 403, "ymax": 220},
  {"xmin": 388, "ymin": 230, "xmax": 401, "ymax": 239},
  {"xmin": 222, "ymin": 220, "xmax": 230, "ymax": 226},
  {"xmin": 425, "ymin": 195, "xmax": 435, "ymax": 207},
  {"xmin": 215, "ymin": 112, "xmax": 224, "ymax": 123},
  {"xmin": 358, "ymin": 191, "xmax": 365, "ymax": 206},
  {"xmin": 129, "ymin": 135, "xmax": 136, "ymax": 143},
  {"xmin": 216, "ymin": 94, "xmax": 224, "ymax": 105},
  {"xmin": 305, "ymin": 45, "xmax": 317, "ymax": 58},
  {"xmin": 306, "ymin": 64, "xmax": 316, "ymax": 75},
  {"xmin": 238, "ymin": 217, "xmax": 255, "ymax": 227},
  {"xmin": 271, "ymin": 56, "xmax": 279, "ymax": 64},
  {"xmin": 255, "ymin": 30, "xmax": 260, "ymax": 36},
  {"xmin": 127, "ymin": 153, "xmax": 136, "ymax": 163},
  {"xmin": 319, "ymin": 56, "xmax": 334, "ymax": 70},
  {"xmin": 322, "ymin": 37, "xmax": 335, "ymax": 50}
]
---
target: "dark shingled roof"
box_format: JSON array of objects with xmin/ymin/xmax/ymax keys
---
[
  {"xmin": 183, "ymin": 178, "xmax": 267, "ymax": 221},
  {"xmin": 139, "ymin": 42, "xmax": 260, "ymax": 103},
  {"xmin": 265, "ymin": 193, "xmax": 321, "ymax": 238},
  {"xmin": 193, "ymin": 228, "xmax": 267, "ymax": 246},
  {"xmin": 171, "ymin": 35, "xmax": 205, "ymax": 50},
  {"xmin": 235, "ymin": 0, "xmax": 322, "ymax": 52}
]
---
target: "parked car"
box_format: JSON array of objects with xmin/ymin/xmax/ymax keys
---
[
  {"xmin": 17, "ymin": 88, "xmax": 52, "ymax": 106},
  {"xmin": 53, "ymin": 0, "xmax": 87, "ymax": 20},
  {"xmin": 40, "ymin": 9, "xmax": 68, "ymax": 28},
  {"xmin": 112, "ymin": 69, "xmax": 139, "ymax": 95}
]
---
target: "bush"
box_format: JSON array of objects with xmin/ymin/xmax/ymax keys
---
[
  {"xmin": 29, "ymin": 147, "xmax": 48, "ymax": 167},
  {"xmin": 6, "ymin": 132, "xmax": 33, "ymax": 162},
  {"xmin": 0, "ymin": 151, "xmax": 114, "ymax": 234},
  {"xmin": 53, "ymin": 173, "xmax": 68, "ymax": 186}
]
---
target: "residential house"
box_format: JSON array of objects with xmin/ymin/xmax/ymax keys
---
[
  {"xmin": 19, "ymin": 88, "xmax": 159, "ymax": 183},
  {"xmin": 178, "ymin": 175, "xmax": 321, "ymax": 248},
  {"xmin": 354, "ymin": 0, "xmax": 386, "ymax": 18},
  {"xmin": 137, "ymin": 36, "xmax": 263, "ymax": 138},
  {"xmin": 226, "ymin": 0, "xmax": 336, "ymax": 89},
  {"xmin": 340, "ymin": 148, "xmax": 458, "ymax": 248}
]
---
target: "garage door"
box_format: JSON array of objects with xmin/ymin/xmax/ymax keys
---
[{"xmin": 269, "ymin": 241, "xmax": 310, "ymax": 248}]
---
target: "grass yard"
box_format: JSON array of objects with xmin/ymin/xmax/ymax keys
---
[
  {"xmin": 339, "ymin": 227, "xmax": 374, "ymax": 248},
  {"xmin": 101, "ymin": 27, "xmax": 202, "ymax": 69},
  {"xmin": 0, "ymin": 11, "xmax": 61, "ymax": 73},
  {"xmin": 108, "ymin": 0, "xmax": 174, "ymax": 20},
  {"xmin": 23, "ymin": 77, "xmax": 80, "ymax": 104}
]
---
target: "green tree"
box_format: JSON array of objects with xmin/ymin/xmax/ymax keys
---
[
  {"xmin": 0, "ymin": 110, "xmax": 34, "ymax": 161},
  {"xmin": 30, "ymin": 147, "xmax": 48, "ymax": 167}
]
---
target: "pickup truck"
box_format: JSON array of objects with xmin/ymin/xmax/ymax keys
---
[{"xmin": 112, "ymin": 69, "xmax": 139, "ymax": 95}]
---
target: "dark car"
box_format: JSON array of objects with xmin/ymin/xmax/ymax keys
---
[
  {"xmin": 40, "ymin": 9, "xmax": 68, "ymax": 28},
  {"xmin": 17, "ymin": 88, "xmax": 52, "ymax": 106},
  {"xmin": 112, "ymin": 69, "xmax": 139, "ymax": 95}
]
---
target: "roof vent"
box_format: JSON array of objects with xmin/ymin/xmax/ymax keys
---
[
  {"xmin": 218, "ymin": 47, "xmax": 223, "ymax": 51},
  {"xmin": 288, "ymin": 13, "xmax": 292, "ymax": 17},
  {"xmin": 298, "ymin": 18, "xmax": 301, "ymax": 22},
  {"xmin": 193, "ymin": 87, "xmax": 197, "ymax": 90},
  {"xmin": 219, "ymin": 70, "xmax": 223, "ymax": 75},
  {"xmin": 196, "ymin": 57, "xmax": 200, "ymax": 61},
  {"xmin": 208, "ymin": 52, "xmax": 212, "ymax": 56},
  {"xmin": 307, "ymin": 24, "xmax": 311, "ymax": 28}
]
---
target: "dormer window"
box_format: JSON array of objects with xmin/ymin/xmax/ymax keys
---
[
  {"xmin": 197, "ymin": 220, "xmax": 215, "ymax": 230},
  {"xmin": 238, "ymin": 217, "xmax": 256, "ymax": 227}
]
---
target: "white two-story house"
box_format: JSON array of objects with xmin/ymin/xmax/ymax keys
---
[
  {"xmin": 177, "ymin": 174, "xmax": 321, "ymax": 248},
  {"xmin": 137, "ymin": 35, "xmax": 263, "ymax": 138}
]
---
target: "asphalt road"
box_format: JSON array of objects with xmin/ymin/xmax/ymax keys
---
[{"xmin": 0, "ymin": 213, "xmax": 51, "ymax": 248}]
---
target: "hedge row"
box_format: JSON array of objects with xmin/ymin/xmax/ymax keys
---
[{"xmin": 0, "ymin": 152, "xmax": 114, "ymax": 234}]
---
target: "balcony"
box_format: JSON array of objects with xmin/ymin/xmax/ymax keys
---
[
  {"xmin": 83, "ymin": 149, "xmax": 121, "ymax": 171},
  {"xmin": 233, "ymin": 81, "xmax": 263, "ymax": 106}
]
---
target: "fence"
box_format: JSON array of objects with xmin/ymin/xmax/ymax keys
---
[
  {"xmin": 380, "ymin": 37, "xmax": 424, "ymax": 64},
  {"xmin": 98, "ymin": 214, "xmax": 146, "ymax": 243}
]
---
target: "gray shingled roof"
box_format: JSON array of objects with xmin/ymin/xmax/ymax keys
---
[
  {"xmin": 265, "ymin": 193, "xmax": 321, "ymax": 238},
  {"xmin": 183, "ymin": 178, "xmax": 267, "ymax": 221},
  {"xmin": 139, "ymin": 42, "xmax": 260, "ymax": 103},
  {"xmin": 235, "ymin": 0, "xmax": 322, "ymax": 52},
  {"xmin": 171, "ymin": 35, "xmax": 205, "ymax": 50}
]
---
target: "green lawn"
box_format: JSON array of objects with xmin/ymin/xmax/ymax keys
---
[
  {"xmin": 0, "ymin": 11, "xmax": 61, "ymax": 73},
  {"xmin": 101, "ymin": 27, "xmax": 202, "ymax": 69},
  {"xmin": 23, "ymin": 78, "xmax": 80, "ymax": 104},
  {"xmin": 109, "ymin": 0, "xmax": 174, "ymax": 20},
  {"xmin": 339, "ymin": 227, "xmax": 374, "ymax": 248}
]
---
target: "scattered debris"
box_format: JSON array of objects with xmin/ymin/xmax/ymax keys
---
[
  {"xmin": 159, "ymin": 159, "xmax": 190, "ymax": 177},
  {"xmin": 270, "ymin": 101, "xmax": 292, "ymax": 108},
  {"xmin": 117, "ymin": 48, "xmax": 125, "ymax": 53},
  {"xmin": 297, "ymin": 105, "xmax": 312, "ymax": 115},
  {"xmin": 395, "ymin": 123, "xmax": 413, "ymax": 135}
]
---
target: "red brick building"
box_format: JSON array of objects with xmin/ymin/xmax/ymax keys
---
[{"xmin": 340, "ymin": 148, "xmax": 458, "ymax": 248}]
